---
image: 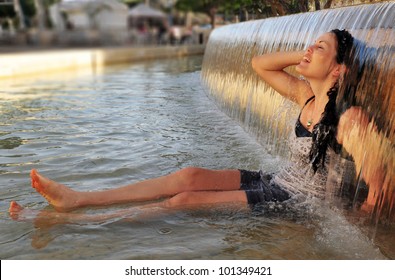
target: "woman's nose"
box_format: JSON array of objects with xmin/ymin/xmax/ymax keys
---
[{"xmin": 306, "ymin": 45, "xmax": 313, "ymax": 53}]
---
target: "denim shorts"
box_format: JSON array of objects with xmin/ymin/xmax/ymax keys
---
[{"xmin": 239, "ymin": 170, "xmax": 290, "ymax": 205}]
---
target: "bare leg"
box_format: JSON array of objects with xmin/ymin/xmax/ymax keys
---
[
  {"xmin": 9, "ymin": 190, "xmax": 248, "ymax": 225},
  {"xmin": 9, "ymin": 200, "xmax": 163, "ymax": 226},
  {"xmin": 30, "ymin": 167, "xmax": 241, "ymax": 212}
]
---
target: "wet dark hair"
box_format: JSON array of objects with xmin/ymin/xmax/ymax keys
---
[
  {"xmin": 309, "ymin": 29, "xmax": 354, "ymax": 172},
  {"xmin": 332, "ymin": 29, "xmax": 354, "ymax": 65}
]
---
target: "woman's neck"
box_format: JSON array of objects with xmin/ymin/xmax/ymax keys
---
[{"xmin": 308, "ymin": 78, "xmax": 335, "ymax": 113}]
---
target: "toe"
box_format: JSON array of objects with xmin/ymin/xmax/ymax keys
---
[{"xmin": 9, "ymin": 201, "xmax": 23, "ymax": 215}]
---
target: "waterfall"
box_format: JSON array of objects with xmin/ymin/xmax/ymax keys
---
[{"xmin": 201, "ymin": 2, "xmax": 394, "ymax": 224}]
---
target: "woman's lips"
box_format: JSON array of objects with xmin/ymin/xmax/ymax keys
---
[{"xmin": 302, "ymin": 56, "xmax": 311, "ymax": 63}]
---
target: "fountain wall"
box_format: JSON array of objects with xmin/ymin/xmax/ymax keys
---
[{"xmin": 201, "ymin": 2, "xmax": 394, "ymax": 223}]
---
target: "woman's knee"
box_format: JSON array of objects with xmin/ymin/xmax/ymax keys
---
[
  {"xmin": 163, "ymin": 192, "xmax": 195, "ymax": 208},
  {"xmin": 173, "ymin": 167, "xmax": 207, "ymax": 191}
]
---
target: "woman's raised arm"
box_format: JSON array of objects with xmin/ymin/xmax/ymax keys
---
[{"xmin": 251, "ymin": 51, "xmax": 311, "ymax": 106}]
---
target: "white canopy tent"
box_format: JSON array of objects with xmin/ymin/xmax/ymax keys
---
[
  {"xmin": 128, "ymin": 3, "xmax": 167, "ymax": 18},
  {"xmin": 128, "ymin": 3, "xmax": 167, "ymax": 28}
]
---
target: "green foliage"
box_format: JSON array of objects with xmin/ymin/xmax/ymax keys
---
[
  {"xmin": 175, "ymin": 0, "xmax": 215, "ymax": 13},
  {"xmin": 0, "ymin": 1, "xmax": 16, "ymax": 18},
  {"xmin": 221, "ymin": 0, "xmax": 255, "ymax": 14},
  {"xmin": 173, "ymin": 0, "xmax": 296, "ymax": 18},
  {"xmin": 0, "ymin": 0, "xmax": 59, "ymax": 19},
  {"xmin": 122, "ymin": 0, "xmax": 143, "ymax": 6},
  {"xmin": 20, "ymin": 0, "xmax": 36, "ymax": 17}
]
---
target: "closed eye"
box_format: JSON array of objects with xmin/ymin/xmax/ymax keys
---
[{"xmin": 316, "ymin": 39, "xmax": 329, "ymax": 50}]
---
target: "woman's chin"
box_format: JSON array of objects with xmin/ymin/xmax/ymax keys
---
[
  {"xmin": 295, "ymin": 64, "xmax": 305, "ymax": 74},
  {"xmin": 295, "ymin": 65, "xmax": 312, "ymax": 79}
]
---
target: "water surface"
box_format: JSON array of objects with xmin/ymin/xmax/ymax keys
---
[{"xmin": 0, "ymin": 56, "xmax": 387, "ymax": 259}]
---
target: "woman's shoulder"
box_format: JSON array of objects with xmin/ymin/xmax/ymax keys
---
[{"xmin": 294, "ymin": 77, "xmax": 314, "ymax": 107}]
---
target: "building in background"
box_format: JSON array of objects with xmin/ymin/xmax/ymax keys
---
[{"xmin": 49, "ymin": 0, "xmax": 129, "ymax": 45}]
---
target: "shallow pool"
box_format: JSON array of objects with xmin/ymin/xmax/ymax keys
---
[{"xmin": 0, "ymin": 56, "xmax": 388, "ymax": 259}]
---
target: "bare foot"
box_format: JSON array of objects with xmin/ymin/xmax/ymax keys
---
[
  {"xmin": 9, "ymin": 201, "xmax": 26, "ymax": 220},
  {"xmin": 9, "ymin": 200, "xmax": 43, "ymax": 222},
  {"xmin": 31, "ymin": 169, "xmax": 80, "ymax": 212},
  {"xmin": 8, "ymin": 201, "xmax": 110, "ymax": 249},
  {"xmin": 9, "ymin": 201, "xmax": 70, "ymax": 228},
  {"xmin": 9, "ymin": 200, "xmax": 139, "ymax": 226}
]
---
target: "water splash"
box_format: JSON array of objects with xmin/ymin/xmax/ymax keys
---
[{"xmin": 201, "ymin": 2, "xmax": 394, "ymax": 224}]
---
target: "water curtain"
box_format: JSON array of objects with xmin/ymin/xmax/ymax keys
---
[{"xmin": 201, "ymin": 2, "xmax": 394, "ymax": 223}]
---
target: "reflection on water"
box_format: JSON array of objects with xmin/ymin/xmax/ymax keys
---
[
  {"xmin": 0, "ymin": 137, "xmax": 24, "ymax": 149},
  {"xmin": 0, "ymin": 56, "xmax": 389, "ymax": 259}
]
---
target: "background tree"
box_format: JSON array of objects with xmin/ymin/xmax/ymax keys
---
[
  {"xmin": 175, "ymin": 0, "xmax": 221, "ymax": 28},
  {"xmin": 0, "ymin": 0, "xmax": 57, "ymax": 30},
  {"xmin": 1, "ymin": 0, "xmax": 389, "ymax": 31},
  {"xmin": 174, "ymin": 0, "xmax": 387, "ymax": 25},
  {"xmin": 174, "ymin": 0, "xmax": 334, "ymax": 27}
]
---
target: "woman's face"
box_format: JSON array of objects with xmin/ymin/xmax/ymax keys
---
[{"xmin": 296, "ymin": 32, "xmax": 339, "ymax": 80}]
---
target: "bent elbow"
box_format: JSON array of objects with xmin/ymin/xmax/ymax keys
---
[
  {"xmin": 251, "ymin": 56, "xmax": 269, "ymax": 79},
  {"xmin": 251, "ymin": 56, "xmax": 259, "ymax": 71}
]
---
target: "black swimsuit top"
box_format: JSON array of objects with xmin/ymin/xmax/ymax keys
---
[
  {"xmin": 295, "ymin": 96, "xmax": 351, "ymax": 159},
  {"xmin": 295, "ymin": 96, "xmax": 315, "ymax": 138}
]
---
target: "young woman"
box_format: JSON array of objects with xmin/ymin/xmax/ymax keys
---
[{"xmin": 9, "ymin": 29, "xmax": 386, "ymax": 222}]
